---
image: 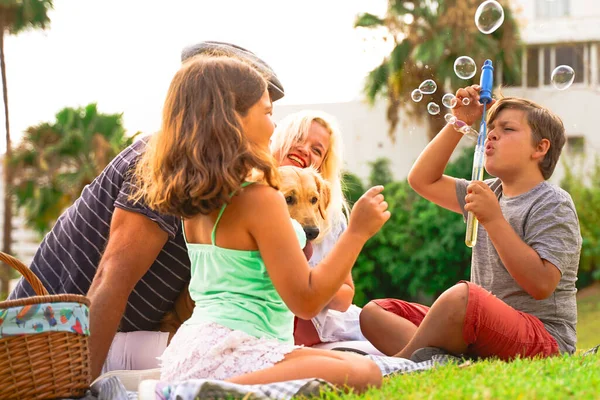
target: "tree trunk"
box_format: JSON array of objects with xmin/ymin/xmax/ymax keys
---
[{"xmin": 0, "ymin": 26, "xmax": 12, "ymax": 298}]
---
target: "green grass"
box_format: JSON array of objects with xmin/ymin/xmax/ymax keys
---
[
  {"xmin": 577, "ymin": 286, "xmax": 600, "ymax": 350},
  {"xmin": 315, "ymin": 354, "xmax": 600, "ymax": 400},
  {"xmin": 307, "ymin": 288, "xmax": 600, "ymax": 399}
]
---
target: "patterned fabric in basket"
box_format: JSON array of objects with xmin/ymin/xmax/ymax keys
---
[{"xmin": 0, "ymin": 301, "xmax": 90, "ymax": 338}]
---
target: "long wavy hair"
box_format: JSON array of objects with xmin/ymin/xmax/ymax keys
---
[
  {"xmin": 270, "ymin": 110, "xmax": 349, "ymax": 236},
  {"xmin": 132, "ymin": 55, "xmax": 279, "ymax": 217}
]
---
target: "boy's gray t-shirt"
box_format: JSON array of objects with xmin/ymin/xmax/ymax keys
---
[{"xmin": 456, "ymin": 178, "xmax": 581, "ymax": 354}]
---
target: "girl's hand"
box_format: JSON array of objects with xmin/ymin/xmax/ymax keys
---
[
  {"xmin": 453, "ymin": 85, "xmax": 496, "ymax": 126},
  {"xmin": 347, "ymin": 186, "xmax": 391, "ymax": 241}
]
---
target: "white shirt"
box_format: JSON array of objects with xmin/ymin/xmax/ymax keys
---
[{"xmin": 309, "ymin": 217, "xmax": 366, "ymax": 342}]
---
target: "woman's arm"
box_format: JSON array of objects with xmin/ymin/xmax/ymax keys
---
[
  {"xmin": 315, "ymin": 220, "xmax": 354, "ymax": 312},
  {"xmin": 327, "ymin": 273, "xmax": 354, "ymax": 312}
]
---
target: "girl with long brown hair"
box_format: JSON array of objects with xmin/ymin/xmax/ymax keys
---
[{"xmin": 135, "ymin": 54, "xmax": 390, "ymax": 392}]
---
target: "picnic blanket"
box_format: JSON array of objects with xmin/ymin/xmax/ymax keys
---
[
  {"xmin": 72, "ymin": 345, "xmax": 600, "ymax": 400},
  {"xmin": 73, "ymin": 353, "xmax": 457, "ymax": 400}
]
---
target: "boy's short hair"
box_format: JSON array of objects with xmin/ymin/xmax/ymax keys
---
[{"xmin": 487, "ymin": 96, "xmax": 566, "ymax": 180}]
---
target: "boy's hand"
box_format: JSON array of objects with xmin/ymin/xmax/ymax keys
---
[
  {"xmin": 464, "ymin": 181, "xmax": 502, "ymax": 226},
  {"xmin": 453, "ymin": 85, "xmax": 496, "ymax": 126}
]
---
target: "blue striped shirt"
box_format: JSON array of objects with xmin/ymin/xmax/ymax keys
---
[{"xmin": 8, "ymin": 137, "xmax": 191, "ymax": 331}]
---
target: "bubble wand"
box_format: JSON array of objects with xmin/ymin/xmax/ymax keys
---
[{"xmin": 465, "ymin": 59, "xmax": 494, "ymax": 248}]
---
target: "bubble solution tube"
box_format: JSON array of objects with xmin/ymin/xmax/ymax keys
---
[{"xmin": 465, "ymin": 59, "xmax": 494, "ymax": 248}]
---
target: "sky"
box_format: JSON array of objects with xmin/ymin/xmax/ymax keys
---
[{"xmin": 2, "ymin": 0, "xmax": 394, "ymax": 152}]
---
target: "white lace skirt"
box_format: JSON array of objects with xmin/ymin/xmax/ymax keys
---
[{"xmin": 159, "ymin": 322, "xmax": 300, "ymax": 382}]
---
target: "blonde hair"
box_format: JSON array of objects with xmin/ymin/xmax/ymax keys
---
[
  {"xmin": 487, "ymin": 96, "xmax": 566, "ymax": 180},
  {"xmin": 270, "ymin": 110, "xmax": 349, "ymax": 236},
  {"xmin": 132, "ymin": 55, "xmax": 278, "ymax": 217}
]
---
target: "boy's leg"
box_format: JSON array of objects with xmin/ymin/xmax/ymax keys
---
[
  {"xmin": 227, "ymin": 347, "xmax": 382, "ymax": 393},
  {"xmin": 360, "ymin": 299, "xmax": 429, "ymax": 356},
  {"xmin": 461, "ymin": 282, "xmax": 559, "ymax": 360},
  {"xmin": 396, "ymin": 282, "xmax": 560, "ymax": 360},
  {"xmin": 396, "ymin": 283, "xmax": 469, "ymax": 359}
]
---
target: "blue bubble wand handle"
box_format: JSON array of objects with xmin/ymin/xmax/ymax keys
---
[{"xmin": 465, "ymin": 59, "xmax": 494, "ymax": 248}]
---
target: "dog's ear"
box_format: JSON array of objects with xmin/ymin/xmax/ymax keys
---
[{"xmin": 315, "ymin": 174, "xmax": 331, "ymax": 220}]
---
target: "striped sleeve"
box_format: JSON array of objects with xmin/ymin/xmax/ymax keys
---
[{"xmin": 113, "ymin": 140, "xmax": 180, "ymax": 239}]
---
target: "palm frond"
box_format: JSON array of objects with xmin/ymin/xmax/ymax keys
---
[
  {"xmin": 354, "ymin": 12, "xmax": 384, "ymax": 28},
  {"xmin": 12, "ymin": 103, "xmax": 140, "ymax": 234},
  {"xmin": 10, "ymin": 0, "xmax": 53, "ymax": 34},
  {"xmin": 389, "ymin": 40, "xmax": 412, "ymax": 72},
  {"xmin": 356, "ymin": 0, "xmax": 523, "ymax": 141},
  {"xmin": 364, "ymin": 63, "xmax": 389, "ymax": 105}
]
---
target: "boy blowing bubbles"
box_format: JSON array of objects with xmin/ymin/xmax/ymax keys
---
[{"xmin": 360, "ymin": 85, "xmax": 582, "ymax": 361}]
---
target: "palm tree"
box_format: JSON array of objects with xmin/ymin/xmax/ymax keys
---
[
  {"xmin": 0, "ymin": 0, "xmax": 53, "ymax": 295},
  {"xmin": 355, "ymin": 0, "xmax": 521, "ymax": 141},
  {"xmin": 11, "ymin": 103, "xmax": 141, "ymax": 235}
]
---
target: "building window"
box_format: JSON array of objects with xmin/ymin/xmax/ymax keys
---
[
  {"xmin": 536, "ymin": 0, "xmax": 570, "ymax": 19},
  {"xmin": 543, "ymin": 48, "xmax": 552, "ymax": 86},
  {"xmin": 523, "ymin": 43, "xmax": 595, "ymax": 87},
  {"xmin": 566, "ymin": 136, "xmax": 585, "ymax": 155},
  {"xmin": 527, "ymin": 47, "xmax": 539, "ymax": 87},
  {"xmin": 555, "ymin": 45, "xmax": 584, "ymax": 84}
]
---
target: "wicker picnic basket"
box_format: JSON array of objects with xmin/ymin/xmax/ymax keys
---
[{"xmin": 0, "ymin": 252, "xmax": 91, "ymax": 400}]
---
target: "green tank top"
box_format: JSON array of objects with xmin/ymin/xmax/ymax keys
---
[{"xmin": 184, "ymin": 182, "xmax": 307, "ymax": 343}]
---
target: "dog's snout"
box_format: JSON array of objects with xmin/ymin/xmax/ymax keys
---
[{"xmin": 304, "ymin": 227, "xmax": 320, "ymax": 241}]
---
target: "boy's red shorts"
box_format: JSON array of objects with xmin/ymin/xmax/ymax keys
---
[{"xmin": 373, "ymin": 281, "xmax": 560, "ymax": 360}]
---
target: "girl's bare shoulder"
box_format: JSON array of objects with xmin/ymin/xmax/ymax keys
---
[{"xmin": 233, "ymin": 183, "xmax": 287, "ymax": 220}]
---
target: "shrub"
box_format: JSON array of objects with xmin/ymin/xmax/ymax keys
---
[
  {"xmin": 352, "ymin": 147, "xmax": 479, "ymax": 306},
  {"xmin": 560, "ymin": 158, "xmax": 600, "ymax": 285}
]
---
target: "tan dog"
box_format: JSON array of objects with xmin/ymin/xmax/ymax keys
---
[
  {"xmin": 158, "ymin": 166, "xmax": 331, "ymax": 337},
  {"xmin": 278, "ymin": 165, "xmax": 331, "ymax": 243}
]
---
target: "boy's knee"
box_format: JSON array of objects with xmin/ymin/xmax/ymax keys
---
[
  {"xmin": 436, "ymin": 283, "xmax": 469, "ymax": 315},
  {"xmin": 360, "ymin": 301, "xmax": 380, "ymax": 321},
  {"xmin": 359, "ymin": 301, "xmax": 383, "ymax": 332}
]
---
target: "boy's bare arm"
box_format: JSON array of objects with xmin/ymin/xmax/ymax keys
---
[
  {"xmin": 407, "ymin": 124, "xmax": 463, "ymax": 214},
  {"xmin": 465, "ymin": 181, "xmax": 561, "ymax": 299},
  {"xmin": 408, "ymin": 85, "xmax": 488, "ymax": 214},
  {"xmin": 485, "ymin": 218, "xmax": 561, "ymax": 300}
]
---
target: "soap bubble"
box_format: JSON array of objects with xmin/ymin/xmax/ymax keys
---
[
  {"xmin": 418, "ymin": 79, "xmax": 437, "ymax": 94},
  {"xmin": 459, "ymin": 125, "xmax": 471, "ymax": 135},
  {"xmin": 442, "ymin": 93, "xmax": 458, "ymax": 108},
  {"xmin": 551, "ymin": 65, "xmax": 575, "ymax": 90},
  {"xmin": 475, "ymin": 0, "xmax": 505, "ymax": 34},
  {"xmin": 462, "ymin": 97, "xmax": 471, "ymax": 106},
  {"xmin": 427, "ymin": 102, "xmax": 441, "ymax": 115},
  {"xmin": 444, "ymin": 113, "xmax": 457, "ymax": 124},
  {"xmin": 411, "ymin": 89, "xmax": 424, "ymax": 102},
  {"xmin": 453, "ymin": 119, "xmax": 466, "ymax": 129},
  {"xmin": 454, "ymin": 56, "xmax": 477, "ymax": 80}
]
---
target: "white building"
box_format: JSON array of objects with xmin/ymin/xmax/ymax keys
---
[
  {"xmin": 274, "ymin": 0, "xmax": 600, "ymax": 184},
  {"xmin": 506, "ymin": 0, "xmax": 600, "ymax": 182}
]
